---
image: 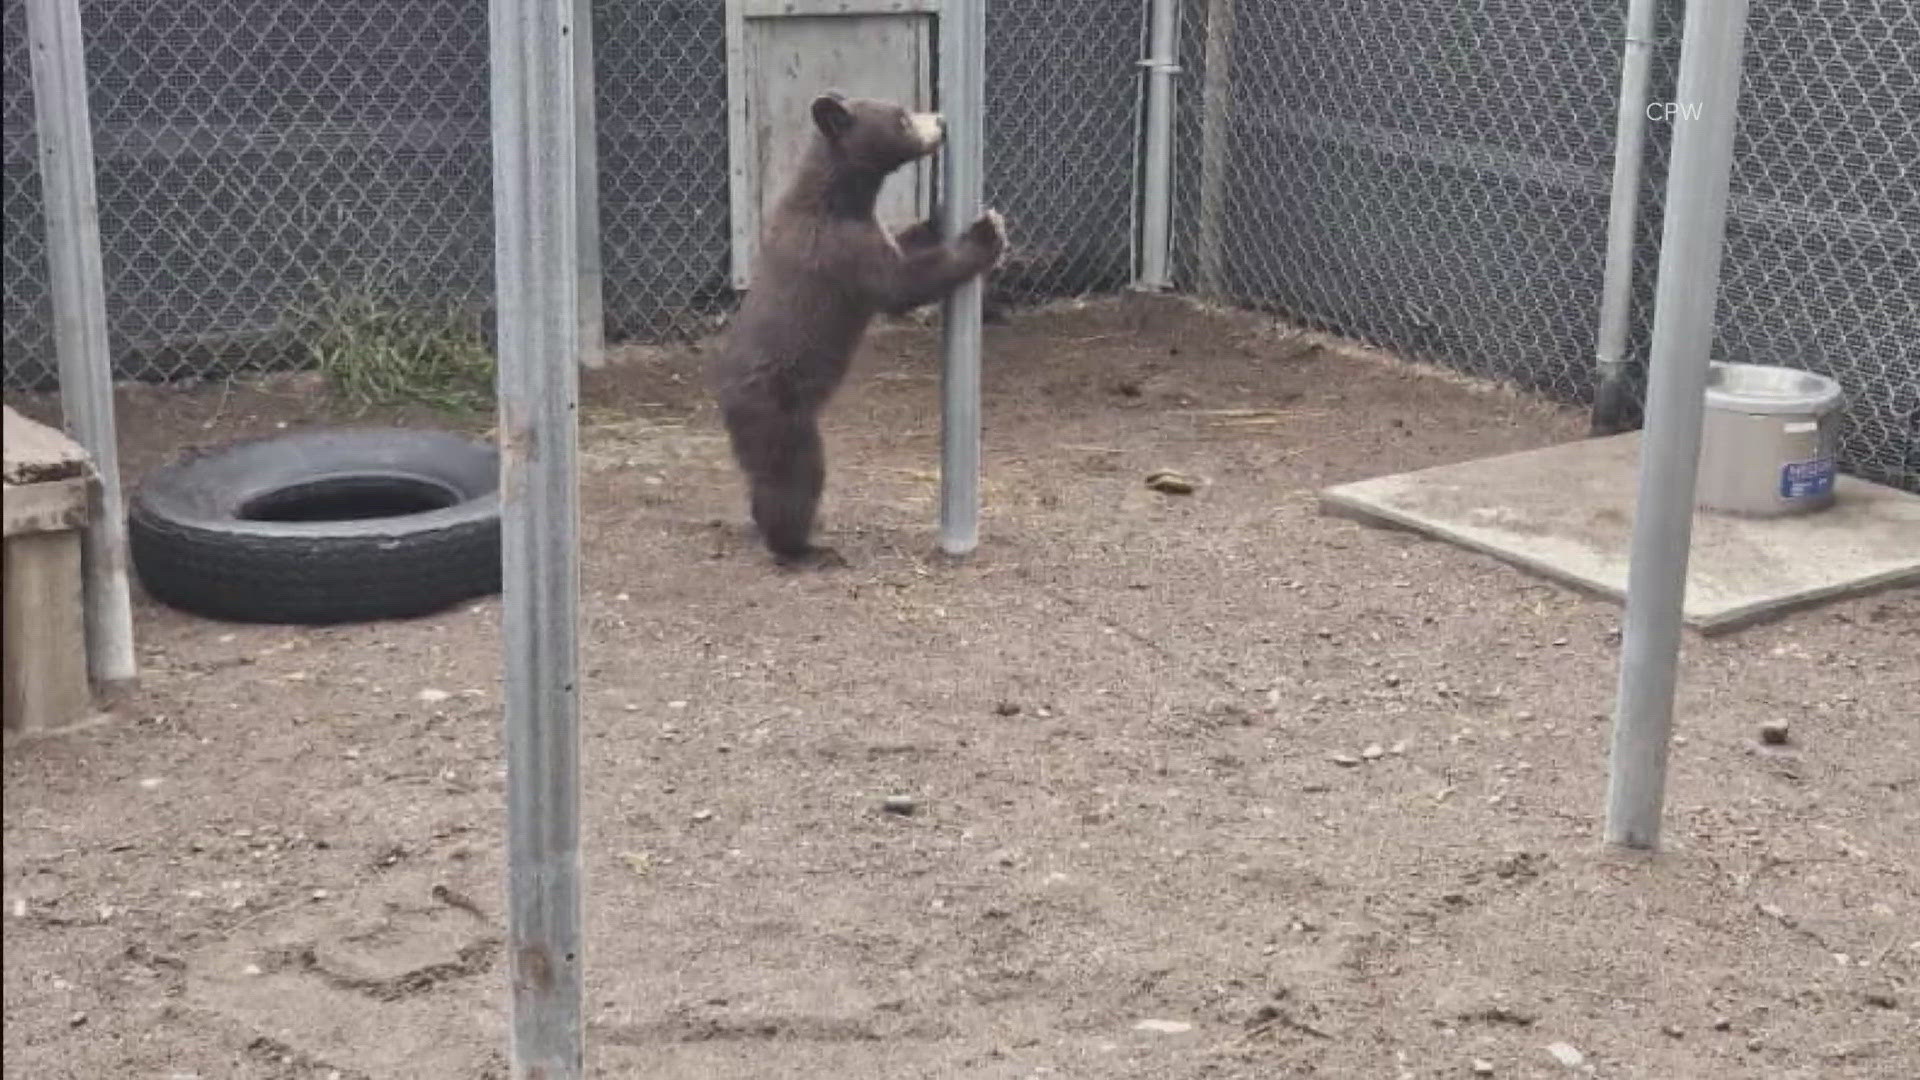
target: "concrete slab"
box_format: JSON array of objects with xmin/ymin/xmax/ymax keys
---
[{"xmin": 1319, "ymin": 432, "xmax": 1920, "ymax": 634}]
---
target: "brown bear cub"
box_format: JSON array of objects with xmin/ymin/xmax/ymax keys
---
[{"xmin": 710, "ymin": 91, "xmax": 1007, "ymax": 567}]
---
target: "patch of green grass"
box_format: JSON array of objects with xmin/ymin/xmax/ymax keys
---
[{"xmin": 294, "ymin": 287, "xmax": 495, "ymax": 414}]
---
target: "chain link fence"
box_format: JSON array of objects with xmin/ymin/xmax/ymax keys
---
[
  {"xmin": 595, "ymin": 1, "xmax": 728, "ymax": 344},
  {"xmin": 984, "ymin": 0, "xmax": 1143, "ymax": 305},
  {"xmin": 2, "ymin": 0, "xmax": 51, "ymax": 385},
  {"xmin": 1, "ymin": 0, "xmax": 1142, "ymax": 390},
  {"xmin": 1172, "ymin": 0, "xmax": 1916, "ymax": 492},
  {"xmin": 1717, "ymin": 0, "xmax": 1918, "ymax": 493},
  {"xmin": 5, "ymin": 1, "xmax": 499, "ymax": 389},
  {"xmin": 4, "ymin": 1, "xmax": 1914, "ymax": 490}
]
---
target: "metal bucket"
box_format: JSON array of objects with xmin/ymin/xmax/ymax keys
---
[{"xmin": 1696, "ymin": 361, "xmax": 1845, "ymax": 516}]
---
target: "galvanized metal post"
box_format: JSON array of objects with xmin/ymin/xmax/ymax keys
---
[
  {"xmin": 1605, "ymin": 0, "xmax": 1751, "ymax": 851},
  {"xmin": 1590, "ymin": 0, "xmax": 1659, "ymax": 436},
  {"xmin": 489, "ymin": 0, "xmax": 585, "ymax": 1073},
  {"xmin": 574, "ymin": 0, "xmax": 605, "ymax": 369},
  {"xmin": 1194, "ymin": 0, "xmax": 1235, "ymax": 299},
  {"xmin": 939, "ymin": 0, "xmax": 987, "ymax": 556},
  {"xmin": 26, "ymin": 0, "xmax": 137, "ymax": 693},
  {"xmin": 1135, "ymin": 0, "xmax": 1179, "ymax": 290}
]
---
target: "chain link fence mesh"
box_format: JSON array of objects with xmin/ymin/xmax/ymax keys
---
[
  {"xmin": 2, "ymin": 0, "xmax": 51, "ymax": 386},
  {"xmin": 594, "ymin": 1, "xmax": 731, "ymax": 343},
  {"xmin": 4, "ymin": 1, "xmax": 1914, "ymax": 491},
  {"xmin": 1, "ymin": 0, "xmax": 1142, "ymax": 390},
  {"xmin": 1173, "ymin": 0, "xmax": 1916, "ymax": 492},
  {"xmin": 1717, "ymin": 0, "xmax": 1918, "ymax": 493},
  {"xmin": 5, "ymin": 1, "xmax": 499, "ymax": 389},
  {"xmin": 984, "ymin": 0, "xmax": 1143, "ymax": 305}
]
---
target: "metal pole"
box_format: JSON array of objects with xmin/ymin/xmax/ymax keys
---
[
  {"xmin": 489, "ymin": 0, "xmax": 585, "ymax": 1073},
  {"xmin": 574, "ymin": 0, "xmax": 605, "ymax": 369},
  {"xmin": 26, "ymin": 0, "xmax": 137, "ymax": 693},
  {"xmin": 1194, "ymin": 0, "xmax": 1235, "ymax": 299},
  {"xmin": 1605, "ymin": 0, "xmax": 1750, "ymax": 851},
  {"xmin": 1135, "ymin": 0, "xmax": 1179, "ymax": 290},
  {"xmin": 939, "ymin": 0, "xmax": 987, "ymax": 556},
  {"xmin": 1590, "ymin": 0, "xmax": 1658, "ymax": 436}
]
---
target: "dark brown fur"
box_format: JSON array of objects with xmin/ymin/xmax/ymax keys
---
[{"xmin": 709, "ymin": 92, "xmax": 1007, "ymax": 567}]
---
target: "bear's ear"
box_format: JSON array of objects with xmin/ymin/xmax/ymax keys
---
[{"xmin": 812, "ymin": 93, "xmax": 854, "ymax": 140}]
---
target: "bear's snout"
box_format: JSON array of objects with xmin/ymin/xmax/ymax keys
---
[{"xmin": 909, "ymin": 112, "xmax": 946, "ymax": 150}]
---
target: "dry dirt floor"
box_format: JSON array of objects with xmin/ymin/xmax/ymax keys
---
[{"xmin": 5, "ymin": 295, "xmax": 1916, "ymax": 1079}]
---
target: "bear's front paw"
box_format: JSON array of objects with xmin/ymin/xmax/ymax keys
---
[
  {"xmin": 896, "ymin": 218, "xmax": 941, "ymax": 250},
  {"xmin": 966, "ymin": 209, "xmax": 1008, "ymax": 268}
]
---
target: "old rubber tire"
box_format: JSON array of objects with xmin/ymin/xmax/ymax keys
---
[{"xmin": 128, "ymin": 427, "xmax": 501, "ymax": 624}]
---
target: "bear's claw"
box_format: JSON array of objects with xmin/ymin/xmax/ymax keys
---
[{"xmin": 969, "ymin": 209, "xmax": 1009, "ymax": 268}]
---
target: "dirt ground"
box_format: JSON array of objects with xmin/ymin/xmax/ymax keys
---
[{"xmin": 5, "ymin": 295, "xmax": 1916, "ymax": 1079}]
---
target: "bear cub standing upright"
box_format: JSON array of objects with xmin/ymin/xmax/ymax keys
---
[{"xmin": 710, "ymin": 91, "xmax": 1007, "ymax": 567}]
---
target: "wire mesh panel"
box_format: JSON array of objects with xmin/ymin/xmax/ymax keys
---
[
  {"xmin": 4, "ymin": 0, "xmax": 1911, "ymax": 489},
  {"xmin": 1174, "ymin": 2, "xmax": 1651, "ymax": 398},
  {"xmin": 2, "ymin": 0, "xmax": 52, "ymax": 388},
  {"xmin": 983, "ymin": 0, "xmax": 1145, "ymax": 304},
  {"xmin": 1173, "ymin": 0, "xmax": 1916, "ymax": 492},
  {"xmin": 3, "ymin": 1, "xmax": 498, "ymax": 387},
  {"xmin": 1717, "ymin": 0, "xmax": 1919, "ymax": 492},
  {"xmin": 2, "ymin": 0, "xmax": 1146, "ymax": 388},
  {"xmin": 594, "ymin": 0, "xmax": 732, "ymax": 342}
]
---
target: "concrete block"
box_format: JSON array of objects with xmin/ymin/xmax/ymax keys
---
[{"xmin": 1320, "ymin": 433, "xmax": 1920, "ymax": 633}]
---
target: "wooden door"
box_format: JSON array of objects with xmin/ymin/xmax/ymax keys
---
[{"xmin": 725, "ymin": 0, "xmax": 939, "ymax": 289}]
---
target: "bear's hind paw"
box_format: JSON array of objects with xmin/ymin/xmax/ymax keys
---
[{"xmin": 773, "ymin": 545, "xmax": 850, "ymax": 572}]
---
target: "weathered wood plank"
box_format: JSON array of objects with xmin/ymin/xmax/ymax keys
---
[
  {"xmin": 741, "ymin": 0, "xmax": 940, "ymax": 16},
  {"xmin": 2, "ymin": 405, "xmax": 90, "ymax": 485},
  {"xmin": 2, "ymin": 477, "xmax": 91, "ymax": 538},
  {"xmin": 3, "ymin": 529, "xmax": 93, "ymax": 731},
  {"xmin": 727, "ymin": 4, "xmax": 933, "ymax": 287}
]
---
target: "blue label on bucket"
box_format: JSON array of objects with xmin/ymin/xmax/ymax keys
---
[{"xmin": 1780, "ymin": 459, "xmax": 1835, "ymax": 499}]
